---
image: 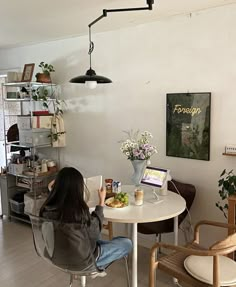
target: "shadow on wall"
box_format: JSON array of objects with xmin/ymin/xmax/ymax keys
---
[
  {"xmin": 48, "ymin": 49, "xmax": 112, "ymax": 114},
  {"xmin": 49, "ymin": 47, "xmax": 88, "ymax": 85}
]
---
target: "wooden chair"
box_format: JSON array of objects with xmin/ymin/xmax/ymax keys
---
[{"xmin": 150, "ymin": 220, "xmax": 236, "ymax": 287}]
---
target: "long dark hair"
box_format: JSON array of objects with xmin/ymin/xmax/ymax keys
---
[{"xmin": 40, "ymin": 167, "xmax": 91, "ymax": 224}]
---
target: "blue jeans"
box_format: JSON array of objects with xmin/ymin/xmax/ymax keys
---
[{"xmin": 96, "ymin": 237, "xmax": 132, "ymax": 269}]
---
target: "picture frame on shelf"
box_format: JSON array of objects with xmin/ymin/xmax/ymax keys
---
[
  {"xmin": 21, "ymin": 63, "xmax": 35, "ymax": 82},
  {"xmin": 166, "ymin": 92, "xmax": 211, "ymax": 161}
]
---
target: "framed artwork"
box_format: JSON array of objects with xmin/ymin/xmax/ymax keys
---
[
  {"xmin": 166, "ymin": 93, "xmax": 211, "ymax": 161},
  {"xmin": 21, "ymin": 63, "xmax": 35, "ymax": 82}
]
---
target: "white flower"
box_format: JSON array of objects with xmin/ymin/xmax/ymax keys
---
[{"xmin": 120, "ymin": 129, "xmax": 157, "ymax": 160}]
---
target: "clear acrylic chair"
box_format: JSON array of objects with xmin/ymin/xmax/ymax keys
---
[{"xmin": 29, "ymin": 214, "xmax": 130, "ymax": 287}]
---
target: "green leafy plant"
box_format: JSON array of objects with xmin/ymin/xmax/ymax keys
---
[
  {"xmin": 38, "ymin": 62, "xmax": 55, "ymax": 75},
  {"xmin": 50, "ymin": 130, "xmax": 66, "ymax": 142},
  {"xmin": 50, "ymin": 115, "xmax": 66, "ymax": 143},
  {"xmin": 32, "ymin": 87, "xmax": 50, "ymax": 109},
  {"xmin": 32, "ymin": 86, "xmax": 64, "ymax": 115},
  {"xmin": 216, "ymin": 169, "xmax": 236, "ymax": 218}
]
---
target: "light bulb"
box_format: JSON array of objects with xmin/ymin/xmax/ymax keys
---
[{"xmin": 85, "ymin": 81, "xmax": 97, "ymax": 89}]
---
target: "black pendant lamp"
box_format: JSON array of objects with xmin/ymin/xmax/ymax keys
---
[
  {"xmin": 70, "ymin": 27, "xmax": 112, "ymax": 89},
  {"xmin": 70, "ymin": 0, "xmax": 154, "ymax": 89}
]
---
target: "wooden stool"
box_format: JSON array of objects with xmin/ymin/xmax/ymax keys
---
[
  {"xmin": 103, "ymin": 221, "xmax": 113, "ymax": 240},
  {"xmin": 228, "ymin": 195, "xmax": 236, "ymax": 259},
  {"xmin": 103, "ymin": 192, "xmax": 116, "ymax": 240}
]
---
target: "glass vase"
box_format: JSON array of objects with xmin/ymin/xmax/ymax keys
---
[{"xmin": 131, "ymin": 160, "xmax": 147, "ymax": 186}]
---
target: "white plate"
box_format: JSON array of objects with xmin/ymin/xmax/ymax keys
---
[{"xmin": 105, "ymin": 197, "xmax": 128, "ymax": 209}]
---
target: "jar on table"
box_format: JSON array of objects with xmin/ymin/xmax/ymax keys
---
[
  {"xmin": 105, "ymin": 178, "xmax": 113, "ymax": 193},
  {"xmin": 134, "ymin": 188, "xmax": 144, "ymax": 206}
]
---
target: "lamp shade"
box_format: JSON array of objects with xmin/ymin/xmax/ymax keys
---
[{"xmin": 70, "ymin": 68, "xmax": 112, "ymax": 84}]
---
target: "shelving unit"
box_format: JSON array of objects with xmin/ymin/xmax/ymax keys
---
[
  {"xmin": 222, "ymin": 153, "xmax": 236, "ymax": 156},
  {"xmin": 0, "ymin": 81, "xmax": 60, "ymax": 223}
]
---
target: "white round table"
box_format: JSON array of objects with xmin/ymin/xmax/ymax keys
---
[{"xmin": 103, "ymin": 185, "xmax": 186, "ymax": 287}]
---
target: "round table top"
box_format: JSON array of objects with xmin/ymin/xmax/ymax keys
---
[{"xmin": 103, "ymin": 185, "xmax": 186, "ymax": 223}]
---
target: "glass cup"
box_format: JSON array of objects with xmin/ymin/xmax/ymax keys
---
[{"xmin": 134, "ymin": 188, "xmax": 144, "ymax": 206}]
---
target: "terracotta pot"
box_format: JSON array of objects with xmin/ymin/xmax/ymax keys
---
[{"xmin": 36, "ymin": 73, "xmax": 51, "ymax": 83}]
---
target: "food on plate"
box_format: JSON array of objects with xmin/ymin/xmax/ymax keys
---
[
  {"xmin": 106, "ymin": 199, "xmax": 124, "ymax": 208},
  {"xmin": 105, "ymin": 192, "xmax": 129, "ymax": 208}
]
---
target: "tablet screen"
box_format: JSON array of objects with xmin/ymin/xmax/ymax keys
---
[{"xmin": 141, "ymin": 167, "xmax": 168, "ymax": 188}]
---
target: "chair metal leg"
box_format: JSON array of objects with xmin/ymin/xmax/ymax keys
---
[
  {"xmin": 81, "ymin": 276, "xmax": 86, "ymax": 287},
  {"xmin": 69, "ymin": 274, "xmax": 73, "ymax": 287},
  {"xmin": 155, "ymin": 234, "xmax": 162, "ymax": 256},
  {"xmin": 124, "ymin": 256, "xmax": 131, "ymax": 287}
]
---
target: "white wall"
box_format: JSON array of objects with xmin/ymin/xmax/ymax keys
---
[{"xmin": 1, "ymin": 4, "xmax": 236, "ymax": 246}]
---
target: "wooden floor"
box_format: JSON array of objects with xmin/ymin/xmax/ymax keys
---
[{"xmin": 0, "ymin": 218, "xmax": 177, "ymax": 287}]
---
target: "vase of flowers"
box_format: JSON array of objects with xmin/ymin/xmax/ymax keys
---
[{"xmin": 120, "ymin": 130, "xmax": 158, "ymax": 186}]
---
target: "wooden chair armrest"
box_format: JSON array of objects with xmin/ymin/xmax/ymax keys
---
[
  {"xmin": 194, "ymin": 220, "xmax": 236, "ymax": 243},
  {"xmin": 150, "ymin": 241, "xmax": 234, "ymax": 258},
  {"xmin": 150, "ymin": 242, "xmax": 208, "ymax": 257}
]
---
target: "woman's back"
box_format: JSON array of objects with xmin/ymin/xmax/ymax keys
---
[
  {"xmin": 40, "ymin": 166, "xmax": 132, "ymax": 271},
  {"xmin": 42, "ymin": 220, "xmax": 96, "ymax": 271},
  {"xmin": 40, "ymin": 167, "xmax": 103, "ymax": 268}
]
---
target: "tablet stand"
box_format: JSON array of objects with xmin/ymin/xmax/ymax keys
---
[
  {"xmin": 159, "ymin": 173, "xmax": 172, "ymax": 196},
  {"xmin": 146, "ymin": 188, "xmax": 164, "ymax": 204}
]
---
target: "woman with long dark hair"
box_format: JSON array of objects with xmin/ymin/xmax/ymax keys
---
[{"xmin": 40, "ymin": 167, "xmax": 132, "ymax": 270}]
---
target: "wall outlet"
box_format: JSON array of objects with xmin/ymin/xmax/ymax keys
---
[{"xmin": 225, "ymin": 145, "xmax": 236, "ymax": 154}]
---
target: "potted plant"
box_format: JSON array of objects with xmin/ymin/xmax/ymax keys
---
[
  {"xmin": 35, "ymin": 62, "xmax": 55, "ymax": 83},
  {"xmin": 216, "ymin": 169, "xmax": 236, "ymax": 218}
]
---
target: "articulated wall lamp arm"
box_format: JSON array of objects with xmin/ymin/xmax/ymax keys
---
[
  {"xmin": 88, "ymin": 0, "xmax": 154, "ymax": 28},
  {"xmin": 70, "ymin": 0, "xmax": 155, "ymax": 87},
  {"xmin": 87, "ymin": 0, "xmax": 155, "ymax": 68}
]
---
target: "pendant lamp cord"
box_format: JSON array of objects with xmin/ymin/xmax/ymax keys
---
[{"xmin": 88, "ymin": 27, "xmax": 94, "ymax": 70}]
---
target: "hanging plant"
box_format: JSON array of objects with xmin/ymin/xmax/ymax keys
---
[{"xmin": 32, "ymin": 86, "xmax": 50, "ymax": 109}]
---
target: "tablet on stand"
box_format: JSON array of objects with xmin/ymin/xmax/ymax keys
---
[{"xmin": 140, "ymin": 167, "xmax": 171, "ymax": 204}]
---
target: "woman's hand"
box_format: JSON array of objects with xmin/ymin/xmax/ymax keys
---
[{"xmin": 98, "ymin": 187, "xmax": 106, "ymax": 206}]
